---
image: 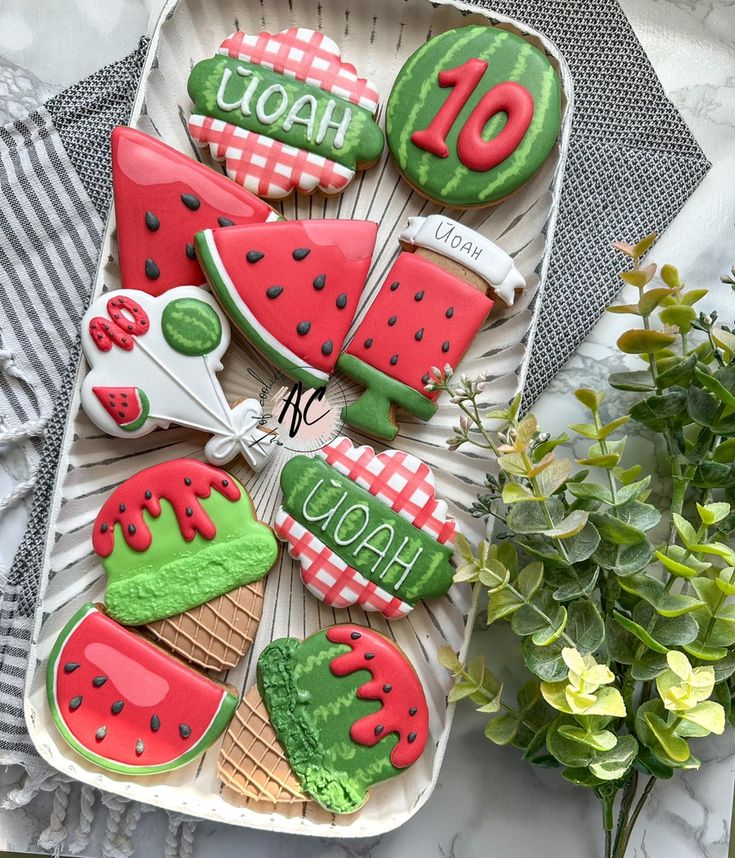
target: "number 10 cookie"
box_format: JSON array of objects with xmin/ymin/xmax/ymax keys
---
[{"xmin": 386, "ymin": 26, "xmax": 561, "ymax": 208}]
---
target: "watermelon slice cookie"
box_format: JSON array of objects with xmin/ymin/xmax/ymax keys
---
[
  {"xmin": 196, "ymin": 219, "xmax": 377, "ymax": 388},
  {"xmin": 275, "ymin": 436, "xmax": 457, "ymax": 619},
  {"xmin": 112, "ymin": 126, "xmax": 279, "ymax": 297},
  {"xmin": 338, "ymin": 215, "xmax": 525, "ymax": 440},
  {"xmin": 47, "ymin": 604, "xmax": 238, "ymax": 776}
]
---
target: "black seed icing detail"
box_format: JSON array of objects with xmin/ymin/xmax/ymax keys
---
[
  {"xmin": 446, "ymin": 307, "xmax": 454, "ymax": 318},
  {"xmin": 414, "ymin": 290, "xmax": 425, "ymax": 301},
  {"xmin": 390, "ymin": 354, "xmax": 399, "ymax": 366},
  {"xmin": 409, "ymin": 707, "xmax": 417, "ymax": 716},
  {"xmin": 64, "ymin": 662, "xmax": 80, "ymax": 674},
  {"xmin": 222, "ymin": 479, "xmax": 229, "ymax": 487},
  {"xmin": 350, "ymin": 632, "xmax": 361, "ymax": 640},
  {"xmin": 186, "ymin": 242, "xmax": 196, "ymax": 260},
  {"xmin": 389, "ymin": 280, "xmax": 400, "ymax": 291},
  {"xmin": 145, "ymin": 259, "xmax": 160, "ymax": 280},
  {"xmin": 96, "ymin": 726, "xmax": 107, "ymax": 740},
  {"xmin": 422, "ymin": 373, "xmax": 430, "ymax": 385},
  {"xmin": 297, "ymin": 321, "xmax": 311, "ymax": 335},
  {"xmin": 144, "ymin": 490, "xmax": 152, "ymax": 500},
  {"xmin": 313, "ymin": 274, "xmax": 326, "ymax": 290},
  {"xmin": 365, "ymin": 652, "xmax": 375, "ymax": 660},
  {"xmin": 100, "ymin": 523, "xmax": 108, "ymax": 533},
  {"xmin": 218, "ymin": 216, "xmax": 235, "ymax": 227},
  {"xmin": 442, "ymin": 341, "xmax": 450, "ymax": 353},
  {"xmin": 119, "ymin": 503, "xmax": 126, "ymax": 513},
  {"xmin": 266, "ymin": 285, "xmax": 284, "ymax": 299},
  {"xmin": 408, "ymin": 731, "xmax": 417, "ymax": 743},
  {"xmin": 128, "ymin": 524, "xmax": 136, "ymax": 536},
  {"xmin": 383, "ymin": 684, "xmax": 392, "ymax": 693},
  {"xmin": 415, "ymin": 328, "xmax": 424, "ymax": 341},
  {"xmin": 92, "ymin": 676, "xmax": 107, "ymax": 688},
  {"xmin": 364, "ymin": 338, "xmax": 373, "ymax": 349},
  {"xmin": 292, "ymin": 247, "xmax": 310, "ymax": 260},
  {"xmin": 179, "ymin": 724, "xmax": 192, "ymax": 739},
  {"xmin": 111, "ymin": 700, "xmax": 124, "ymax": 714},
  {"xmin": 135, "ymin": 739, "xmax": 145, "ymax": 755},
  {"xmin": 388, "ymin": 315, "xmax": 397, "ymax": 326},
  {"xmin": 246, "ymin": 250, "xmax": 264, "ymax": 263},
  {"xmin": 336, "ymin": 293, "xmax": 348, "ymax": 309},
  {"xmin": 145, "ymin": 211, "xmax": 160, "ymax": 232},
  {"xmin": 150, "ymin": 715, "xmax": 161, "ymax": 732},
  {"xmin": 321, "ymin": 340, "xmax": 333, "ymax": 356},
  {"xmin": 69, "ymin": 695, "xmax": 83, "ymax": 710},
  {"xmin": 180, "ymin": 193, "xmax": 201, "ymax": 210},
  {"xmin": 185, "ymin": 507, "xmax": 193, "ymax": 517},
  {"xmin": 184, "ymin": 477, "xmax": 192, "ymax": 486},
  {"xmin": 374, "ymin": 724, "xmax": 384, "ymax": 736}
]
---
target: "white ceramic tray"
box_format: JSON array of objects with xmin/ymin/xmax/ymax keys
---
[{"xmin": 24, "ymin": 0, "xmax": 573, "ymax": 838}]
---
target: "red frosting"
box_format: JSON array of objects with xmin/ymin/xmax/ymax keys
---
[
  {"xmin": 93, "ymin": 459, "xmax": 241, "ymax": 557},
  {"xmin": 88, "ymin": 296, "xmax": 150, "ymax": 353},
  {"xmin": 327, "ymin": 624, "xmax": 428, "ymax": 768}
]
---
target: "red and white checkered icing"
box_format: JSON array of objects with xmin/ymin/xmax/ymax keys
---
[
  {"xmin": 318, "ymin": 437, "xmax": 456, "ymax": 546},
  {"xmin": 274, "ymin": 511, "xmax": 412, "ymax": 619},
  {"xmin": 218, "ymin": 28, "xmax": 379, "ymax": 112},
  {"xmin": 188, "ymin": 114, "xmax": 354, "ymax": 199}
]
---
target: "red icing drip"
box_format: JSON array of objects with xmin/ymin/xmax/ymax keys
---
[
  {"xmin": 327, "ymin": 625, "xmax": 428, "ymax": 768},
  {"xmin": 93, "ymin": 459, "xmax": 241, "ymax": 557},
  {"xmin": 88, "ymin": 296, "xmax": 150, "ymax": 353}
]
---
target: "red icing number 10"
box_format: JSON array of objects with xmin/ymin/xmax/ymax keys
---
[{"xmin": 410, "ymin": 58, "xmax": 534, "ymax": 172}]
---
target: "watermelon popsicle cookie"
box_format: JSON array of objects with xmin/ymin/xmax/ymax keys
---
[
  {"xmin": 218, "ymin": 624, "xmax": 429, "ymax": 813},
  {"xmin": 338, "ymin": 215, "xmax": 525, "ymax": 440},
  {"xmin": 47, "ymin": 604, "xmax": 238, "ymax": 775},
  {"xmin": 195, "ymin": 219, "xmax": 377, "ymax": 388},
  {"xmin": 93, "ymin": 459, "xmax": 278, "ymax": 672}
]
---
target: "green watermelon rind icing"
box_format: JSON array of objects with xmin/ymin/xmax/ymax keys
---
[
  {"xmin": 47, "ymin": 604, "xmax": 238, "ymax": 776},
  {"xmin": 195, "ymin": 229, "xmax": 327, "ymax": 388}
]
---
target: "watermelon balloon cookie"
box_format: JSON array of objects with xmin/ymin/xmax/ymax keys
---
[
  {"xmin": 187, "ymin": 28, "xmax": 384, "ymax": 198},
  {"xmin": 196, "ymin": 219, "xmax": 377, "ymax": 388},
  {"xmin": 386, "ymin": 26, "xmax": 562, "ymax": 208},
  {"xmin": 47, "ymin": 604, "xmax": 238, "ymax": 775},
  {"xmin": 81, "ymin": 286, "xmax": 276, "ymax": 470},
  {"xmin": 218, "ymin": 624, "xmax": 428, "ymax": 813},
  {"xmin": 93, "ymin": 459, "xmax": 278, "ymax": 672},
  {"xmin": 112, "ymin": 126, "xmax": 279, "ymax": 297},
  {"xmin": 338, "ymin": 215, "xmax": 524, "ymax": 440},
  {"xmin": 275, "ymin": 436, "xmax": 457, "ymax": 619}
]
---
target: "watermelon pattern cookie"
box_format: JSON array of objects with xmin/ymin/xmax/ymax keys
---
[
  {"xmin": 338, "ymin": 216, "xmax": 523, "ymax": 440},
  {"xmin": 81, "ymin": 286, "xmax": 276, "ymax": 471},
  {"xmin": 188, "ymin": 28, "xmax": 384, "ymax": 198},
  {"xmin": 274, "ymin": 436, "xmax": 456, "ymax": 619},
  {"xmin": 196, "ymin": 219, "xmax": 377, "ymax": 388},
  {"xmin": 219, "ymin": 623, "xmax": 428, "ymax": 813},
  {"xmin": 47, "ymin": 604, "xmax": 238, "ymax": 776},
  {"xmin": 387, "ymin": 26, "xmax": 561, "ymax": 208},
  {"xmin": 112, "ymin": 127, "xmax": 279, "ymax": 297}
]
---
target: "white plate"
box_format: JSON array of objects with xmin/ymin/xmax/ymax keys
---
[{"xmin": 24, "ymin": 0, "xmax": 573, "ymax": 838}]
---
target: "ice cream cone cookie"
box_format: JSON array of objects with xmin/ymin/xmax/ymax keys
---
[
  {"xmin": 275, "ymin": 436, "xmax": 457, "ymax": 619},
  {"xmin": 187, "ymin": 28, "xmax": 385, "ymax": 199},
  {"xmin": 218, "ymin": 624, "xmax": 429, "ymax": 814},
  {"xmin": 337, "ymin": 215, "xmax": 524, "ymax": 440},
  {"xmin": 93, "ymin": 459, "xmax": 278, "ymax": 671}
]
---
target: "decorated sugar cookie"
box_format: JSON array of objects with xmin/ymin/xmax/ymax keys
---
[
  {"xmin": 81, "ymin": 287, "xmax": 276, "ymax": 470},
  {"xmin": 275, "ymin": 436, "xmax": 456, "ymax": 618},
  {"xmin": 112, "ymin": 127, "xmax": 279, "ymax": 297},
  {"xmin": 47, "ymin": 604, "xmax": 238, "ymax": 775},
  {"xmin": 218, "ymin": 623, "xmax": 429, "ymax": 813},
  {"xmin": 196, "ymin": 219, "xmax": 377, "ymax": 388},
  {"xmin": 386, "ymin": 26, "xmax": 562, "ymax": 208},
  {"xmin": 338, "ymin": 216, "xmax": 524, "ymax": 440},
  {"xmin": 187, "ymin": 28, "xmax": 385, "ymax": 198},
  {"xmin": 93, "ymin": 459, "xmax": 277, "ymax": 670}
]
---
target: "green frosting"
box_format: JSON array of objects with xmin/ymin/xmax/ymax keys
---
[
  {"xmin": 257, "ymin": 632, "xmax": 398, "ymax": 813},
  {"xmin": 188, "ymin": 56, "xmax": 385, "ymax": 169},
  {"xmin": 104, "ymin": 490, "xmax": 277, "ymax": 625},
  {"xmin": 161, "ymin": 297, "xmax": 222, "ymax": 356},
  {"xmin": 280, "ymin": 456, "xmax": 454, "ymax": 605}
]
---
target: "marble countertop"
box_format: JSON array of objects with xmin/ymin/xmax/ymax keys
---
[{"xmin": 1, "ymin": 0, "xmax": 734, "ymax": 855}]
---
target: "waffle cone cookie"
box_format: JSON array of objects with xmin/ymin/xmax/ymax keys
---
[
  {"xmin": 145, "ymin": 578, "xmax": 265, "ymax": 672},
  {"xmin": 218, "ymin": 624, "xmax": 429, "ymax": 815}
]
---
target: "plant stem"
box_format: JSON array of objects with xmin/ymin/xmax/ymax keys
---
[
  {"xmin": 615, "ymin": 776, "xmax": 657, "ymax": 857},
  {"xmin": 611, "ymin": 771, "xmax": 638, "ymax": 858}
]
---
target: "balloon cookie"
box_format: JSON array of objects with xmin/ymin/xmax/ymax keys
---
[
  {"xmin": 187, "ymin": 28, "xmax": 385, "ymax": 198},
  {"xmin": 80, "ymin": 286, "xmax": 276, "ymax": 470},
  {"xmin": 112, "ymin": 126, "xmax": 279, "ymax": 297},
  {"xmin": 338, "ymin": 216, "xmax": 524, "ymax": 440},
  {"xmin": 386, "ymin": 26, "xmax": 562, "ymax": 208},
  {"xmin": 47, "ymin": 604, "xmax": 238, "ymax": 775},
  {"xmin": 93, "ymin": 459, "xmax": 278, "ymax": 671},
  {"xmin": 196, "ymin": 219, "xmax": 377, "ymax": 388},
  {"xmin": 275, "ymin": 436, "xmax": 457, "ymax": 618},
  {"xmin": 218, "ymin": 624, "xmax": 429, "ymax": 813}
]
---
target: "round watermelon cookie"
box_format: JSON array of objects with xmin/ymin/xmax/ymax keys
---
[
  {"xmin": 218, "ymin": 623, "xmax": 429, "ymax": 813},
  {"xmin": 47, "ymin": 604, "xmax": 238, "ymax": 776},
  {"xmin": 386, "ymin": 26, "xmax": 562, "ymax": 208},
  {"xmin": 94, "ymin": 458, "xmax": 278, "ymax": 671}
]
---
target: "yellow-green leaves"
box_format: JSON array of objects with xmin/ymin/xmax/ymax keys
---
[
  {"xmin": 540, "ymin": 648, "xmax": 626, "ymax": 717},
  {"xmin": 656, "ymin": 651, "xmax": 715, "ymax": 713},
  {"xmin": 617, "ymin": 329, "xmax": 677, "ymax": 354}
]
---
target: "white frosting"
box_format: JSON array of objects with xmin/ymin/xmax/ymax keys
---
[{"xmin": 398, "ymin": 215, "xmax": 525, "ymax": 306}]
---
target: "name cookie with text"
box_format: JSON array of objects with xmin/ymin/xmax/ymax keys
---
[
  {"xmin": 188, "ymin": 28, "xmax": 385, "ymax": 199},
  {"xmin": 275, "ymin": 436, "xmax": 457, "ymax": 619},
  {"xmin": 338, "ymin": 215, "xmax": 524, "ymax": 440},
  {"xmin": 386, "ymin": 26, "xmax": 561, "ymax": 208}
]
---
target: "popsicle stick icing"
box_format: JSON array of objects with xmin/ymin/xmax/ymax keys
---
[{"xmin": 80, "ymin": 286, "xmax": 276, "ymax": 470}]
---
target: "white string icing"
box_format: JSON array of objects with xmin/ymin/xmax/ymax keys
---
[
  {"xmin": 37, "ymin": 779, "xmax": 71, "ymax": 855},
  {"xmin": 66, "ymin": 783, "xmax": 96, "ymax": 854},
  {"xmin": 204, "ymin": 397, "xmax": 277, "ymax": 470}
]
